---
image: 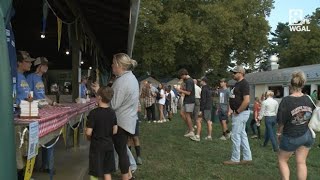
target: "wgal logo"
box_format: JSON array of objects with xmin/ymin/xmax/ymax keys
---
[{"xmin": 289, "ymin": 9, "xmax": 310, "ymax": 32}]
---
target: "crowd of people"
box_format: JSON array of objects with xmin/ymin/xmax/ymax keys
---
[{"xmin": 11, "ymin": 38, "xmax": 319, "ymax": 180}]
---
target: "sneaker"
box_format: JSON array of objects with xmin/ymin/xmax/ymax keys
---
[
  {"xmin": 163, "ymin": 119, "xmax": 167, "ymax": 122},
  {"xmin": 157, "ymin": 120, "xmax": 162, "ymax": 123},
  {"xmin": 190, "ymin": 135, "xmax": 200, "ymax": 142},
  {"xmin": 204, "ymin": 136, "xmax": 212, "ymax": 140},
  {"xmin": 194, "ymin": 125, "xmax": 197, "ymax": 129},
  {"xmin": 136, "ymin": 156, "xmax": 142, "ymax": 165},
  {"xmin": 184, "ymin": 131, "xmax": 195, "ymax": 137},
  {"xmin": 148, "ymin": 121, "xmax": 151, "ymax": 123},
  {"xmin": 226, "ymin": 132, "xmax": 231, "ymax": 139},
  {"xmin": 251, "ymin": 135, "xmax": 258, "ymax": 139},
  {"xmin": 219, "ymin": 136, "xmax": 227, "ymax": 140},
  {"xmin": 223, "ymin": 160, "xmax": 240, "ymax": 165},
  {"xmin": 153, "ymin": 120, "xmax": 157, "ymax": 123}
]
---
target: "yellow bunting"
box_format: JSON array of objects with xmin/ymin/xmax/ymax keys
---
[
  {"xmin": 83, "ymin": 117, "xmax": 87, "ymax": 140},
  {"xmin": 73, "ymin": 127, "xmax": 78, "ymax": 147},
  {"xmin": 62, "ymin": 125, "xmax": 67, "ymax": 147},
  {"xmin": 57, "ymin": 17, "xmax": 62, "ymax": 51},
  {"xmin": 24, "ymin": 157, "xmax": 36, "ymax": 180}
]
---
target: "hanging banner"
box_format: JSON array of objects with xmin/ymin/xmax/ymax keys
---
[
  {"xmin": 57, "ymin": 17, "xmax": 62, "ymax": 50},
  {"xmin": 68, "ymin": 24, "xmax": 71, "ymax": 50},
  {"xmin": 42, "ymin": 0, "xmax": 49, "ymax": 33}
]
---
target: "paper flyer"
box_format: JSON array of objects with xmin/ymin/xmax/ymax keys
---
[{"xmin": 27, "ymin": 121, "xmax": 39, "ymax": 159}]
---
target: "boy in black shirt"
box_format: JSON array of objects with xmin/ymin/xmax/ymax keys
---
[{"xmin": 86, "ymin": 86, "xmax": 118, "ymax": 180}]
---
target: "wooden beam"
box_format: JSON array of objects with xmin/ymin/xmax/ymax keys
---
[{"xmin": 70, "ymin": 23, "xmax": 80, "ymax": 101}]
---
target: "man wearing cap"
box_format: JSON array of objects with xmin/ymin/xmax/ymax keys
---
[
  {"xmin": 16, "ymin": 51, "xmax": 35, "ymax": 179},
  {"xmin": 26, "ymin": 56, "xmax": 56, "ymax": 174},
  {"xmin": 190, "ymin": 77, "xmax": 213, "ymax": 141},
  {"xmin": 16, "ymin": 51, "xmax": 34, "ymax": 105},
  {"xmin": 224, "ymin": 66, "xmax": 252, "ymax": 165},
  {"xmin": 26, "ymin": 57, "xmax": 52, "ymax": 103},
  {"xmin": 218, "ymin": 78, "xmax": 231, "ymax": 140}
]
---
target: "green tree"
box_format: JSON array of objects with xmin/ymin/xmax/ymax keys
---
[
  {"xmin": 270, "ymin": 8, "xmax": 320, "ymax": 68},
  {"xmin": 133, "ymin": 0, "xmax": 273, "ymax": 80}
]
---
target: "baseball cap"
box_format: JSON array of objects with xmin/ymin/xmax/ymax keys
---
[
  {"xmin": 34, "ymin": 57, "xmax": 48, "ymax": 66},
  {"xmin": 19, "ymin": 51, "xmax": 35, "ymax": 62},
  {"xmin": 231, "ymin": 66, "xmax": 245, "ymax": 74}
]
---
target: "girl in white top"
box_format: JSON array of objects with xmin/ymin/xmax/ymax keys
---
[{"xmin": 158, "ymin": 83, "xmax": 166, "ymax": 123}]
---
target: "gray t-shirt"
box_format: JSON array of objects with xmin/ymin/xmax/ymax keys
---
[
  {"xmin": 111, "ymin": 71, "xmax": 139, "ymax": 134},
  {"xmin": 218, "ymin": 88, "xmax": 230, "ymax": 111}
]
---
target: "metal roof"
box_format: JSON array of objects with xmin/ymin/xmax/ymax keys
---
[{"xmin": 229, "ymin": 64, "xmax": 320, "ymax": 85}]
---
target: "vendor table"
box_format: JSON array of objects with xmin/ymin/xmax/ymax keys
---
[{"xmin": 14, "ymin": 99, "xmax": 97, "ymax": 180}]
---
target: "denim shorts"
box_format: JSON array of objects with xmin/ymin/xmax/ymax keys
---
[
  {"xmin": 280, "ymin": 130, "xmax": 315, "ymax": 152},
  {"xmin": 218, "ymin": 109, "xmax": 228, "ymax": 121}
]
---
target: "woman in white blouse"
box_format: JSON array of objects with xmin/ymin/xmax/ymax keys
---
[{"xmin": 258, "ymin": 90, "xmax": 279, "ymax": 152}]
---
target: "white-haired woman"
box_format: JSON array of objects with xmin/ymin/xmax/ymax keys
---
[
  {"xmin": 277, "ymin": 71, "xmax": 315, "ymax": 180},
  {"xmin": 258, "ymin": 90, "xmax": 279, "ymax": 152},
  {"xmin": 92, "ymin": 53, "xmax": 139, "ymax": 180}
]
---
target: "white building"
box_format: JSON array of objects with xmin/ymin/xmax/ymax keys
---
[{"xmin": 230, "ymin": 64, "xmax": 320, "ymax": 103}]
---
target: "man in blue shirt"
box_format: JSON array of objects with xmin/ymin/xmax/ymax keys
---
[
  {"xmin": 26, "ymin": 57, "xmax": 54, "ymax": 106},
  {"xmin": 27, "ymin": 57, "xmax": 47, "ymax": 99},
  {"xmin": 16, "ymin": 51, "xmax": 34, "ymax": 105},
  {"xmin": 80, "ymin": 76, "xmax": 88, "ymax": 98},
  {"xmin": 27, "ymin": 57, "xmax": 55, "ymax": 174}
]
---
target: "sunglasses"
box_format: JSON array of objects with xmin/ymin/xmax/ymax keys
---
[{"xmin": 232, "ymin": 72, "xmax": 239, "ymax": 74}]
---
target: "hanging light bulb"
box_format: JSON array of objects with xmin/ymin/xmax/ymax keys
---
[
  {"xmin": 40, "ymin": 33, "xmax": 45, "ymax": 39},
  {"xmin": 81, "ymin": 61, "xmax": 84, "ymax": 64},
  {"xmin": 65, "ymin": 50, "xmax": 70, "ymax": 55},
  {"xmin": 89, "ymin": 67, "xmax": 92, "ymax": 70}
]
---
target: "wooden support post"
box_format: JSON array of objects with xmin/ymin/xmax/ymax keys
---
[{"xmin": 70, "ymin": 23, "xmax": 80, "ymax": 102}]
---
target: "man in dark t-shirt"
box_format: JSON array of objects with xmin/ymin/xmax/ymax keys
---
[
  {"xmin": 176, "ymin": 68, "xmax": 195, "ymax": 137},
  {"xmin": 224, "ymin": 66, "xmax": 252, "ymax": 165}
]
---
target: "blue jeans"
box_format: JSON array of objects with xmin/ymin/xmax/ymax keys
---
[
  {"xmin": 263, "ymin": 116, "xmax": 278, "ymax": 151},
  {"xmin": 42, "ymin": 146, "xmax": 54, "ymax": 171},
  {"xmin": 231, "ymin": 110, "xmax": 252, "ymax": 162}
]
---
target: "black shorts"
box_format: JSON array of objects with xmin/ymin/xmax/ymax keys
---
[{"xmin": 89, "ymin": 148, "xmax": 115, "ymax": 177}]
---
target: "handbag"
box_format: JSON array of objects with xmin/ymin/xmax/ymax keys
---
[{"xmin": 306, "ymin": 95, "xmax": 320, "ymax": 132}]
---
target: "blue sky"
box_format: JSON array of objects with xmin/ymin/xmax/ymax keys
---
[{"xmin": 268, "ymin": 0, "xmax": 320, "ymax": 32}]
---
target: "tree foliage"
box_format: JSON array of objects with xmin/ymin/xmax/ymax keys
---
[
  {"xmin": 133, "ymin": 0, "xmax": 273, "ymax": 81},
  {"xmin": 270, "ymin": 8, "xmax": 320, "ymax": 68}
]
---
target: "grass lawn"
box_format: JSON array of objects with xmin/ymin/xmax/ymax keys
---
[{"xmin": 133, "ymin": 113, "xmax": 320, "ymax": 180}]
